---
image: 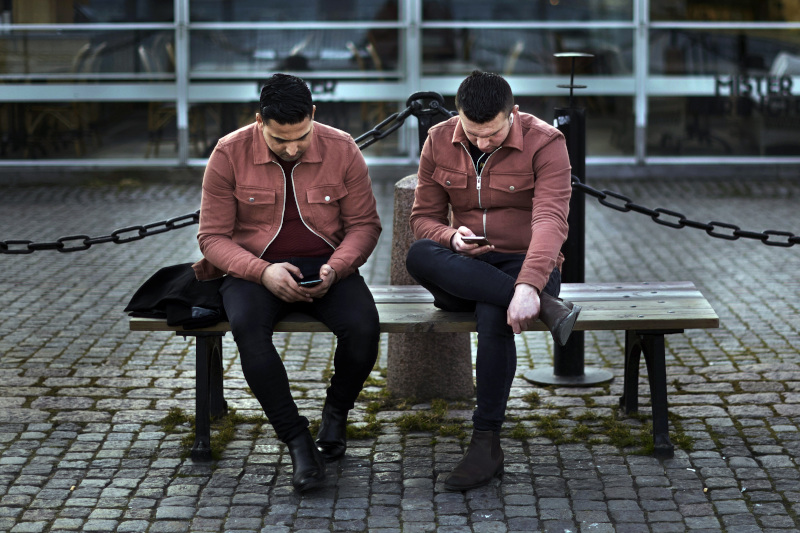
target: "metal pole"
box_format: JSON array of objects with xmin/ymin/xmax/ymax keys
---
[{"xmin": 524, "ymin": 53, "xmax": 613, "ymax": 386}]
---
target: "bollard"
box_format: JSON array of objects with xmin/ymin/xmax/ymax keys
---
[
  {"xmin": 385, "ymin": 175, "xmax": 475, "ymax": 400},
  {"xmin": 523, "ymin": 53, "xmax": 613, "ymax": 387}
]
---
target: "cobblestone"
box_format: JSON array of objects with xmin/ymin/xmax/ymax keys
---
[{"xmin": 1, "ymin": 170, "xmax": 799, "ymax": 531}]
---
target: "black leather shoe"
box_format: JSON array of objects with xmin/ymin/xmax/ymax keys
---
[
  {"xmin": 444, "ymin": 429, "xmax": 504, "ymax": 491},
  {"xmin": 315, "ymin": 402, "xmax": 348, "ymax": 462},
  {"xmin": 539, "ymin": 292, "xmax": 582, "ymax": 347},
  {"xmin": 286, "ymin": 430, "xmax": 326, "ymax": 493}
]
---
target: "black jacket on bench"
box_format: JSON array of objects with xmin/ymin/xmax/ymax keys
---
[{"xmin": 125, "ymin": 263, "xmax": 225, "ymax": 329}]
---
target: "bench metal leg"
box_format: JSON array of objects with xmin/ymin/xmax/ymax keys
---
[
  {"xmin": 640, "ymin": 333, "xmax": 673, "ymax": 458},
  {"xmin": 620, "ymin": 330, "xmax": 677, "ymax": 459},
  {"xmin": 620, "ymin": 330, "xmax": 641, "ymax": 414},
  {"xmin": 192, "ymin": 334, "xmax": 227, "ymax": 462}
]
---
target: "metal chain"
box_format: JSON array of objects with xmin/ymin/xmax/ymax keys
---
[
  {"xmin": 355, "ymin": 106, "xmax": 415, "ymax": 150},
  {"xmin": 0, "ymin": 211, "xmax": 199, "ymax": 254},
  {"xmin": 2, "ymin": 95, "xmax": 797, "ymax": 252},
  {"xmin": 355, "ymin": 91, "xmax": 455, "ymax": 150},
  {"xmin": 571, "ymin": 175, "xmax": 800, "ymax": 248}
]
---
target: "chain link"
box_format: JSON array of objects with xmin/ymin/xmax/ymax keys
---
[
  {"xmin": 571, "ymin": 176, "xmax": 799, "ymax": 248},
  {"xmin": 2, "ymin": 99, "xmax": 798, "ymax": 253}
]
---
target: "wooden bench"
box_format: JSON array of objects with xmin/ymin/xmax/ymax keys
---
[{"xmin": 129, "ymin": 281, "xmax": 719, "ymax": 460}]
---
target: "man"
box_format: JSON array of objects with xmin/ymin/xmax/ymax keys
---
[
  {"xmin": 193, "ymin": 73, "xmax": 382, "ymax": 492},
  {"xmin": 406, "ymin": 71, "xmax": 581, "ymax": 491}
]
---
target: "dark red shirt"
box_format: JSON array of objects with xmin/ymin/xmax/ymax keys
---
[{"xmin": 262, "ymin": 156, "xmax": 332, "ymax": 261}]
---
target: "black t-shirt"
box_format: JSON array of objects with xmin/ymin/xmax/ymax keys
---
[{"xmin": 468, "ymin": 142, "xmax": 489, "ymax": 175}]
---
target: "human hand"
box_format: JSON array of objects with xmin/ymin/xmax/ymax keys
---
[
  {"xmin": 303, "ymin": 264, "xmax": 337, "ymax": 299},
  {"xmin": 261, "ymin": 263, "xmax": 313, "ymax": 303},
  {"xmin": 450, "ymin": 226, "xmax": 494, "ymax": 256},
  {"xmin": 507, "ymin": 283, "xmax": 540, "ymax": 334}
]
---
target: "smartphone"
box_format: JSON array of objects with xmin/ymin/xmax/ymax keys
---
[
  {"xmin": 462, "ymin": 235, "xmax": 491, "ymax": 246},
  {"xmin": 299, "ymin": 278, "xmax": 323, "ymax": 287}
]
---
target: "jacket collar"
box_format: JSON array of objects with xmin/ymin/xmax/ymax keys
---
[
  {"xmin": 451, "ymin": 108, "xmax": 524, "ymax": 152},
  {"xmin": 252, "ymin": 121, "xmax": 323, "ymax": 165}
]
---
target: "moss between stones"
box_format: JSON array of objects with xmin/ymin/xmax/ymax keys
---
[
  {"xmin": 157, "ymin": 406, "xmax": 266, "ymax": 461},
  {"xmin": 157, "ymin": 391, "xmax": 693, "ymax": 459}
]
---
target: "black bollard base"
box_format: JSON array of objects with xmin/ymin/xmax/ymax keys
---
[{"xmin": 522, "ymin": 366, "xmax": 614, "ymax": 386}]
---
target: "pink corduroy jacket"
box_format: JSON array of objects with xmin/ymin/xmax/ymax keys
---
[
  {"xmin": 192, "ymin": 121, "xmax": 381, "ymax": 284},
  {"xmin": 410, "ymin": 109, "xmax": 572, "ymax": 293}
]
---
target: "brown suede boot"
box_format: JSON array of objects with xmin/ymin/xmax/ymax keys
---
[
  {"xmin": 443, "ymin": 429, "xmax": 504, "ymax": 491},
  {"xmin": 539, "ymin": 292, "xmax": 582, "ymax": 347}
]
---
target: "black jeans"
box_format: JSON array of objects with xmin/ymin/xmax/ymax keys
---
[
  {"xmin": 405, "ymin": 239, "xmax": 560, "ymax": 432},
  {"xmin": 219, "ymin": 257, "xmax": 379, "ymax": 444}
]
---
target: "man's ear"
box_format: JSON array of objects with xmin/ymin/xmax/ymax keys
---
[
  {"xmin": 311, "ymin": 105, "xmax": 316, "ymax": 120},
  {"xmin": 256, "ymin": 113, "xmax": 263, "ymax": 126}
]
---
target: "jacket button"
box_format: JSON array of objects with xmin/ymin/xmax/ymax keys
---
[
  {"xmin": 249, "ymin": 197, "xmax": 255, "ymax": 202},
  {"xmin": 325, "ymin": 195, "xmax": 331, "ymax": 202},
  {"xmin": 446, "ymin": 180, "xmax": 451, "ymax": 186},
  {"xmin": 508, "ymin": 186, "xmax": 515, "ymax": 191}
]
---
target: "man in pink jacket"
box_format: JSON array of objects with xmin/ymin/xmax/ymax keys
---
[
  {"xmin": 193, "ymin": 74, "xmax": 382, "ymax": 492},
  {"xmin": 407, "ymin": 71, "xmax": 581, "ymax": 491}
]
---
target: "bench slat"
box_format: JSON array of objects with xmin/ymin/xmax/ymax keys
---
[
  {"xmin": 371, "ymin": 282, "xmax": 710, "ymax": 303},
  {"xmin": 129, "ymin": 282, "xmax": 719, "ymax": 334}
]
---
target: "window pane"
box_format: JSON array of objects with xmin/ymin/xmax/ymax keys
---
[
  {"xmin": 648, "ymin": 96, "xmax": 800, "ymax": 156},
  {"xmin": 422, "ymin": 0, "xmax": 633, "ymax": 22},
  {"xmin": 190, "ymin": 0, "xmax": 396, "ymax": 22},
  {"xmin": 423, "ymin": 28, "xmax": 633, "ymax": 76},
  {"xmin": 651, "ymin": 29, "xmax": 800, "ymax": 76},
  {"xmin": 188, "ymin": 101, "xmax": 403, "ymax": 159},
  {"xmin": 8, "ymin": 0, "xmax": 173, "ymax": 24},
  {"xmin": 652, "ymin": 1, "xmax": 800, "ymax": 22},
  {"xmin": 0, "ymin": 31, "xmax": 174, "ymax": 78},
  {"xmin": 191, "ymin": 29, "xmax": 399, "ymax": 77},
  {"xmin": 0, "ymin": 102, "xmax": 177, "ymax": 160}
]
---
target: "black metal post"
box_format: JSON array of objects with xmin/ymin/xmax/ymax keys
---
[
  {"xmin": 406, "ymin": 91, "xmax": 456, "ymax": 150},
  {"xmin": 524, "ymin": 53, "xmax": 613, "ymax": 386}
]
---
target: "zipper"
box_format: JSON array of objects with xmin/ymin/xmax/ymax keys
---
[
  {"xmin": 290, "ymin": 162, "xmax": 336, "ymax": 250},
  {"xmin": 461, "ymin": 142, "xmax": 502, "ymax": 239}
]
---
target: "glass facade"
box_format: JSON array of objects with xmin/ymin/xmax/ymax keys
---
[{"xmin": 1, "ymin": 0, "xmax": 799, "ymax": 166}]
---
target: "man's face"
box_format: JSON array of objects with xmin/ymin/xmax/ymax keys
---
[
  {"xmin": 257, "ymin": 107, "xmax": 315, "ymax": 162},
  {"xmin": 458, "ymin": 106, "xmax": 516, "ymax": 153}
]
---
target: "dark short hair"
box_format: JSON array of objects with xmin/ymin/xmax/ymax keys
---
[
  {"xmin": 259, "ymin": 73, "xmax": 313, "ymax": 125},
  {"xmin": 455, "ymin": 70, "xmax": 514, "ymax": 123}
]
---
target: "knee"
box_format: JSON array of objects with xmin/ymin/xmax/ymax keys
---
[
  {"xmin": 226, "ymin": 306, "xmax": 274, "ymax": 352},
  {"xmin": 339, "ymin": 310, "xmax": 380, "ymax": 343},
  {"xmin": 475, "ymin": 303, "xmax": 512, "ymax": 337}
]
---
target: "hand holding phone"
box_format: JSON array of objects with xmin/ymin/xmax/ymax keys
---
[{"xmin": 461, "ymin": 235, "xmax": 491, "ymax": 246}]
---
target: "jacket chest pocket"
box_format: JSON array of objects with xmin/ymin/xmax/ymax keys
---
[
  {"xmin": 234, "ymin": 187, "xmax": 276, "ymax": 227},
  {"xmin": 432, "ymin": 167, "xmax": 471, "ymax": 204},
  {"xmin": 305, "ymin": 183, "xmax": 348, "ymax": 229},
  {"xmin": 487, "ymin": 171, "xmax": 535, "ymax": 207}
]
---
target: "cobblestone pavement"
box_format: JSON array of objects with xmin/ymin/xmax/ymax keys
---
[{"xmin": 0, "ymin": 169, "xmax": 799, "ymax": 533}]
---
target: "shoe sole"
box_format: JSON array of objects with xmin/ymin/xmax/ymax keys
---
[{"xmin": 553, "ymin": 304, "xmax": 582, "ymax": 347}]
